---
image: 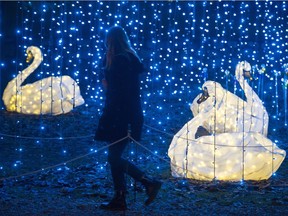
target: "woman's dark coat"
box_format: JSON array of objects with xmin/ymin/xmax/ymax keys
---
[{"xmin": 95, "ymin": 52, "xmax": 144, "ymax": 142}]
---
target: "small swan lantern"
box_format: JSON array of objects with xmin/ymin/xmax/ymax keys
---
[{"xmin": 2, "ymin": 46, "xmax": 85, "ymax": 115}]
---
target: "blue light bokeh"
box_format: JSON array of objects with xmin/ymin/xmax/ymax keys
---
[
  {"xmin": 0, "ymin": 1, "xmax": 287, "ymax": 115},
  {"xmin": 0, "ymin": 1, "xmax": 287, "ymax": 178}
]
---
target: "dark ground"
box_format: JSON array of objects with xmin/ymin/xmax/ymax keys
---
[{"xmin": 0, "ymin": 101, "xmax": 287, "ymax": 216}]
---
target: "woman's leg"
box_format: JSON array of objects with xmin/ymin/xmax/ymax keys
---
[
  {"xmin": 108, "ymin": 139, "xmax": 127, "ymax": 192},
  {"xmin": 108, "ymin": 138, "xmax": 144, "ymax": 191},
  {"xmin": 100, "ymin": 139, "xmax": 129, "ymax": 211},
  {"xmin": 104, "ymin": 138, "xmax": 162, "ymax": 209}
]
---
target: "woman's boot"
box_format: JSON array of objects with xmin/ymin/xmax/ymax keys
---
[
  {"xmin": 100, "ymin": 191, "xmax": 127, "ymax": 211},
  {"xmin": 140, "ymin": 176, "xmax": 162, "ymax": 206}
]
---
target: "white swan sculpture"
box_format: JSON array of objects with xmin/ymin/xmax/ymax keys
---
[
  {"xmin": 191, "ymin": 61, "xmax": 269, "ymax": 136},
  {"xmin": 2, "ymin": 46, "xmax": 85, "ymax": 115},
  {"xmin": 168, "ymin": 61, "xmax": 286, "ymax": 181}
]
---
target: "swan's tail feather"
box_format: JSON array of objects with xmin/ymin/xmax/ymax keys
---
[{"xmin": 59, "ymin": 75, "xmax": 85, "ymax": 107}]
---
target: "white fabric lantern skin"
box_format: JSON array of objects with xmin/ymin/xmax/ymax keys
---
[
  {"xmin": 168, "ymin": 61, "xmax": 286, "ymax": 181},
  {"xmin": 2, "ymin": 46, "xmax": 85, "ymax": 115}
]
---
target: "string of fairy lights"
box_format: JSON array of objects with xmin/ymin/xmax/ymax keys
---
[{"xmin": 0, "ymin": 1, "xmax": 287, "ymax": 180}]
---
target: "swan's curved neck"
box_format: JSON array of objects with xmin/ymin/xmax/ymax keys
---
[
  {"xmin": 2, "ymin": 48, "xmax": 43, "ymax": 107},
  {"xmin": 19, "ymin": 50, "xmax": 43, "ymax": 86}
]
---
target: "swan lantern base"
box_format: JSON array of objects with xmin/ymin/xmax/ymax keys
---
[
  {"xmin": 2, "ymin": 46, "xmax": 85, "ymax": 115},
  {"xmin": 169, "ymin": 131, "xmax": 286, "ymax": 181}
]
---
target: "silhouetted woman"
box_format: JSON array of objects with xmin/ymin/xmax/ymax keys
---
[{"xmin": 95, "ymin": 26, "xmax": 162, "ymax": 211}]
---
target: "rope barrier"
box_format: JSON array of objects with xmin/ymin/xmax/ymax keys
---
[
  {"xmin": 0, "ymin": 132, "xmax": 93, "ymax": 140},
  {"xmin": 0, "ymin": 136, "xmax": 128, "ymax": 181},
  {"xmin": 129, "ymin": 135, "xmax": 171, "ymax": 165},
  {"xmin": 0, "ymin": 122, "xmax": 282, "ymax": 148},
  {"xmin": 144, "ymin": 123, "xmax": 175, "ymax": 137},
  {"xmin": 0, "ymin": 122, "xmax": 286, "ymax": 185},
  {"xmin": 0, "ymin": 131, "xmax": 286, "ymax": 187},
  {"xmin": 0, "ymin": 132, "xmax": 198, "ymax": 183}
]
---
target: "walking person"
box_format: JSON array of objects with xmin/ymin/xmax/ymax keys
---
[{"xmin": 95, "ymin": 25, "xmax": 162, "ymax": 211}]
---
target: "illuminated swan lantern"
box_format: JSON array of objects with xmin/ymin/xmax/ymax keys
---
[
  {"xmin": 2, "ymin": 46, "xmax": 85, "ymax": 115},
  {"xmin": 168, "ymin": 61, "xmax": 286, "ymax": 181}
]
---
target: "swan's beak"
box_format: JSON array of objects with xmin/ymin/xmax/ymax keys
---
[
  {"xmin": 26, "ymin": 51, "xmax": 34, "ymax": 63},
  {"xmin": 197, "ymin": 87, "xmax": 209, "ymax": 104}
]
